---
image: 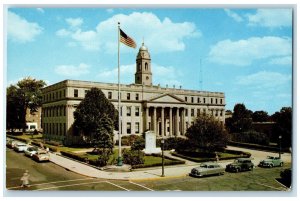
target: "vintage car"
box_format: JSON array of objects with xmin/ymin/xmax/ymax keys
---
[
  {"xmin": 32, "ymin": 150, "xmax": 50, "ymax": 162},
  {"xmin": 226, "ymin": 158, "xmax": 254, "ymax": 172},
  {"xmin": 258, "ymin": 156, "xmax": 284, "ymax": 168},
  {"xmin": 190, "ymin": 162, "xmax": 225, "ymax": 177},
  {"xmin": 13, "ymin": 143, "xmax": 29, "ymax": 152},
  {"xmin": 6, "ymin": 140, "xmax": 18, "ymax": 148},
  {"xmin": 24, "ymin": 146, "xmax": 39, "ymax": 157}
]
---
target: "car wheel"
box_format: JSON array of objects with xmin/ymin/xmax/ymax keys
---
[
  {"xmin": 235, "ymin": 168, "xmax": 239, "ymax": 173},
  {"xmin": 280, "ymin": 162, "xmax": 283, "ymax": 167},
  {"xmin": 249, "ymin": 166, "xmax": 253, "ymax": 171}
]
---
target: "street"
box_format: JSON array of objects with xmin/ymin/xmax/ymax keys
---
[{"xmin": 6, "ymin": 148, "xmax": 291, "ymax": 192}]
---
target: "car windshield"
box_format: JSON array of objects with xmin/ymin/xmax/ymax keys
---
[
  {"xmin": 200, "ymin": 164, "xmax": 208, "ymax": 168},
  {"xmin": 28, "ymin": 147, "xmax": 37, "ymax": 151}
]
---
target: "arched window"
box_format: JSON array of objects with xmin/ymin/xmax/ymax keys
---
[
  {"xmin": 145, "ymin": 62, "xmax": 148, "ymax": 71},
  {"xmin": 138, "ymin": 63, "xmax": 141, "ymax": 71}
]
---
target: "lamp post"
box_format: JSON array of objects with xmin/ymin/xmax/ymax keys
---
[
  {"xmin": 279, "ymin": 135, "xmax": 282, "ymax": 159},
  {"xmin": 161, "ymin": 138, "xmax": 165, "ymax": 177}
]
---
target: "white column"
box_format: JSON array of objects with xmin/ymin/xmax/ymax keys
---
[
  {"xmin": 175, "ymin": 107, "xmax": 179, "ymax": 136},
  {"xmin": 161, "ymin": 107, "xmax": 165, "ymax": 136},
  {"xmin": 145, "ymin": 107, "xmax": 149, "ymax": 130},
  {"xmin": 169, "ymin": 107, "xmax": 173, "ymax": 137},
  {"xmin": 153, "ymin": 107, "xmax": 157, "ymax": 135},
  {"xmin": 182, "ymin": 108, "xmax": 186, "ymax": 135}
]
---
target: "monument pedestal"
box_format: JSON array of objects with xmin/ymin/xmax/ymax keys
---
[{"xmin": 142, "ymin": 131, "xmax": 162, "ymax": 154}]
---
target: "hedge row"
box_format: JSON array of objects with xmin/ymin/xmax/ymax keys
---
[
  {"xmin": 171, "ymin": 150, "xmax": 251, "ymax": 163},
  {"xmin": 228, "ymin": 141, "xmax": 290, "ymax": 153},
  {"xmin": 7, "ymin": 135, "xmax": 30, "ymax": 143},
  {"xmin": 60, "ymin": 151, "xmax": 98, "ymax": 165},
  {"xmin": 131, "ymin": 154, "xmax": 185, "ymax": 169},
  {"xmin": 30, "ymin": 140, "xmax": 58, "ymax": 152}
]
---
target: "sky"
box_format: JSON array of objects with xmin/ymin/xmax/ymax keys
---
[{"xmin": 5, "ymin": 6, "xmax": 293, "ymax": 115}]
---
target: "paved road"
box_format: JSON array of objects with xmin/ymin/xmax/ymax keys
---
[{"xmin": 6, "ymin": 148, "xmax": 291, "ymax": 192}]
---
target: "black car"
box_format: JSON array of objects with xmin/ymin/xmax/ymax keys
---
[{"xmin": 226, "ymin": 158, "xmax": 254, "ymax": 172}]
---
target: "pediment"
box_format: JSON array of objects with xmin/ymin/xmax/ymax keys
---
[{"xmin": 148, "ymin": 93, "xmax": 185, "ymax": 103}]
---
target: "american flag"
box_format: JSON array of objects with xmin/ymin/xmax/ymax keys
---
[{"xmin": 120, "ymin": 28, "xmax": 136, "ymax": 48}]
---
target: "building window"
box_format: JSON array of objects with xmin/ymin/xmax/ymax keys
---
[
  {"xmin": 135, "ymin": 107, "xmax": 139, "ymax": 116},
  {"xmin": 220, "ymin": 110, "xmax": 223, "ymax": 117},
  {"xmin": 220, "ymin": 99, "xmax": 223, "ymax": 104},
  {"xmin": 56, "ymin": 92, "xmax": 59, "ymax": 99},
  {"xmin": 203, "ymin": 98, "xmax": 206, "ymax": 104},
  {"xmin": 74, "ymin": 89, "xmax": 78, "ymax": 97},
  {"xmin": 197, "ymin": 109, "xmax": 200, "ymax": 116},
  {"xmin": 135, "ymin": 122, "xmax": 139, "ymax": 134},
  {"xmin": 198, "ymin": 97, "xmax": 200, "ymax": 103},
  {"xmin": 215, "ymin": 111, "xmax": 218, "ymax": 117},
  {"xmin": 127, "ymin": 106, "xmax": 131, "ymax": 116},
  {"xmin": 127, "ymin": 93, "xmax": 130, "ymax": 100},
  {"xmin": 211, "ymin": 98, "xmax": 213, "ymax": 104},
  {"xmin": 185, "ymin": 97, "xmax": 188, "ymax": 102},
  {"xmin": 59, "ymin": 91, "xmax": 62, "ymax": 99},
  {"xmin": 191, "ymin": 109, "xmax": 195, "ymax": 117},
  {"xmin": 145, "ymin": 62, "xmax": 148, "ymax": 71},
  {"xmin": 127, "ymin": 122, "xmax": 131, "ymax": 134},
  {"xmin": 63, "ymin": 89, "xmax": 66, "ymax": 97},
  {"xmin": 85, "ymin": 90, "xmax": 89, "ymax": 96},
  {"xmin": 191, "ymin": 97, "xmax": 194, "ymax": 103},
  {"xmin": 108, "ymin": 91, "xmax": 112, "ymax": 99},
  {"xmin": 185, "ymin": 109, "xmax": 188, "ymax": 116},
  {"xmin": 136, "ymin": 93, "xmax": 139, "ymax": 100},
  {"xmin": 216, "ymin": 98, "xmax": 218, "ymax": 104}
]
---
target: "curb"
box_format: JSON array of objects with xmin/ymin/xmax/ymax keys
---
[{"xmin": 130, "ymin": 174, "xmax": 188, "ymax": 182}]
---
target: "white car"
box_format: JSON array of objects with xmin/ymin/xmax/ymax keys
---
[
  {"xmin": 24, "ymin": 146, "xmax": 39, "ymax": 157},
  {"xmin": 32, "ymin": 150, "xmax": 50, "ymax": 162},
  {"xmin": 13, "ymin": 143, "xmax": 29, "ymax": 152}
]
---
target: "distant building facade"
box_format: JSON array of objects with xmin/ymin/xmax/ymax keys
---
[
  {"xmin": 25, "ymin": 107, "xmax": 42, "ymax": 132},
  {"xmin": 41, "ymin": 43, "xmax": 226, "ymax": 145}
]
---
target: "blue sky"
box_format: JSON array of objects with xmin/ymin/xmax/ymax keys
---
[{"xmin": 6, "ymin": 7, "xmax": 293, "ymax": 115}]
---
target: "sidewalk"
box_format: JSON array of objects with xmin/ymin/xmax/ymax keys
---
[
  {"xmin": 49, "ymin": 152, "xmax": 196, "ymax": 181},
  {"xmin": 48, "ymin": 147, "xmax": 292, "ymax": 181}
]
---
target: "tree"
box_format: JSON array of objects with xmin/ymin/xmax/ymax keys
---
[
  {"xmin": 271, "ymin": 107, "xmax": 292, "ymax": 148},
  {"xmin": 73, "ymin": 87, "xmax": 118, "ymax": 142},
  {"xmin": 6, "ymin": 77, "xmax": 46, "ymax": 131},
  {"xmin": 186, "ymin": 114, "xmax": 228, "ymax": 152},
  {"xmin": 231, "ymin": 103, "xmax": 253, "ymax": 133},
  {"xmin": 252, "ymin": 110, "xmax": 270, "ymax": 122}
]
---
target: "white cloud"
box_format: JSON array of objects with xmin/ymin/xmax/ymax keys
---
[
  {"xmin": 208, "ymin": 36, "xmax": 291, "ymax": 66},
  {"xmin": 37, "ymin": 8, "xmax": 45, "ymax": 13},
  {"xmin": 54, "ymin": 63, "xmax": 90, "ymax": 77},
  {"xmin": 97, "ymin": 63, "xmax": 183, "ymax": 86},
  {"xmin": 56, "ymin": 29, "xmax": 71, "ymax": 37},
  {"xmin": 56, "ymin": 12, "xmax": 200, "ymax": 53},
  {"xmin": 237, "ymin": 71, "xmax": 291, "ymax": 88},
  {"xmin": 7, "ymin": 11, "xmax": 43, "ymax": 43},
  {"xmin": 247, "ymin": 9, "xmax": 292, "ymax": 28},
  {"xmin": 66, "ymin": 18, "xmax": 83, "ymax": 28},
  {"xmin": 268, "ymin": 56, "xmax": 292, "ymax": 66},
  {"xmin": 106, "ymin": 9, "xmax": 114, "ymax": 13},
  {"xmin": 224, "ymin": 9, "xmax": 243, "ymax": 22}
]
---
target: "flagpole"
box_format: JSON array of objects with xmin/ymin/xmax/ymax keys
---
[{"xmin": 117, "ymin": 22, "xmax": 122, "ymax": 166}]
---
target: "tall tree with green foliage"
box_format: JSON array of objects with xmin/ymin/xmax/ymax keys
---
[
  {"xmin": 6, "ymin": 77, "xmax": 46, "ymax": 131},
  {"xmin": 186, "ymin": 114, "xmax": 228, "ymax": 152},
  {"xmin": 73, "ymin": 87, "xmax": 118, "ymax": 143},
  {"xmin": 228, "ymin": 103, "xmax": 253, "ymax": 133},
  {"xmin": 271, "ymin": 107, "xmax": 292, "ymax": 148},
  {"xmin": 252, "ymin": 110, "xmax": 270, "ymax": 122}
]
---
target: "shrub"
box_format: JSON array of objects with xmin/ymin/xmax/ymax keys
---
[
  {"xmin": 230, "ymin": 130, "xmax": 270, "ymax": 145},
  {"xmin": 60, "ymin": 151, "xmax": 87, "ymax": 162},
  {"xmin": 122, "ymin": 149, "xmax": 145, "ymax": 166},
  {"xmin": 6, "ymin": 135, "xmax": 29, "ymax": 143},
  {"xmin": 96, "ymin": 149, "xmax": 111, "ymax": 167},
  {"xmin": 131, "ymin": 137, "xmax": 145, "ymax": 151}
]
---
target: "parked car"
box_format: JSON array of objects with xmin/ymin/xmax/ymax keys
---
[
  {"xmin": 6, "ymin": 140, "xmax": 18, "ymax": 148},
  {"xmin": 226, "ymin": 158, "xmax": 254, "ymax": 172},
  {"xmin": 24, "ymin": 146, "xmax": 39, "ymax": 157},
  {"xmin": 190, "ymin": 162, "xmax": 225, "ymax": 177},
  {"xmin": 13, "ymin": 143, "xmax": 29, "ymax": 152},
  {"xmin": 32, "ymin": 150, "xmax": 50, "ymax": 162},
  {"xmin": 258, "ymin": 156, "xmax": 283, "ymax": 168}
]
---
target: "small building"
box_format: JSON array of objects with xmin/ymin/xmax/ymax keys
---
[{"xmin": 25, "ymin": 107, "xmax": 42, "ymax": 132}]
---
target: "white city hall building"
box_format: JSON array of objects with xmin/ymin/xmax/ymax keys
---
[{"xmin": 42, "ymin": 43, "xmax": 225, "ymax": 145}]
